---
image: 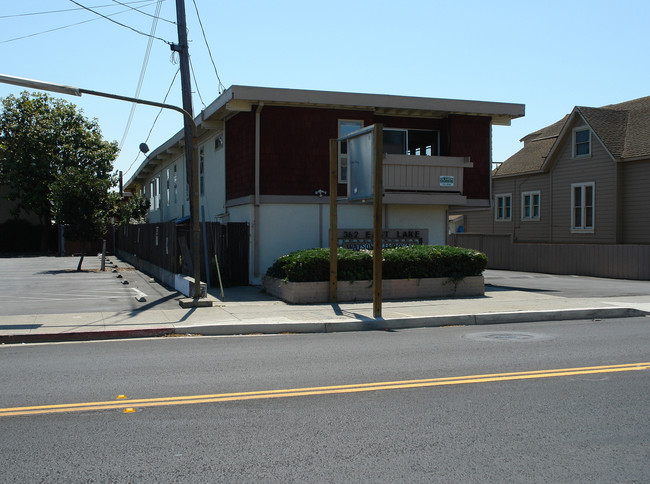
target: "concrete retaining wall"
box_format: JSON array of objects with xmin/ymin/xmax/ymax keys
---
[{"xmin": 263, "ymin": 275, "xmax": 484, "ymax": 304}]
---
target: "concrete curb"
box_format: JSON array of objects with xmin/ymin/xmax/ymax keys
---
[
  {"xmin": 176, "ymin": 307, "xmax": 649, "ymax": 336},
  {"xmin": 1, "ymin": 307, "xmax": 646, "ymax": 344}
]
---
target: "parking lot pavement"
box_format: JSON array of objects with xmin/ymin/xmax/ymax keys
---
[{"xmin": 0, "ymin": 255, "xmax": 181, "ymax": 316}]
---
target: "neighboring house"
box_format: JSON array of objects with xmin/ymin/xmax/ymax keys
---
[
  {"xmin": 451, "ymin": 96, "xmax": 650, "ymax": 279},
  {"xmin": 125, "ymin": 85, "xmax": 524, "ymax": 284}
]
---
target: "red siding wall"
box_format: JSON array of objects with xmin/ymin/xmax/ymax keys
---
[
  {"xmin": 225, "ymin": 107, "xmax": 491, "ymax": 201},
  {"xmin": 259, "ymin": 106, "xmax": 374, "ymax": 197},
  {"xmin": 225, "ymin": 110, "xmax": 256, "ymax": 200},
  {"xmin": 447, "ymin": 114, "xmax": 491, "ymax": 200}
]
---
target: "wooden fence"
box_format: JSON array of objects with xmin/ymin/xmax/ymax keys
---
[
  {"xmin": 117, "ymin": 221, "xmax": 249, "ymax": 286},
  {"xmin": 449, "ymin": 233, "xmax": 650, "ymax": 280}
]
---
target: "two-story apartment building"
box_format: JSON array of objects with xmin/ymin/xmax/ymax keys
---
[{"xmin": 125, "ymin": 86, "xmax": 524, "ymax": 284}]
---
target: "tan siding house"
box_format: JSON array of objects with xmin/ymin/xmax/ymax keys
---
[{"xmin": 450, "ymin": 96, "xmax": 650, "ymax": 279}]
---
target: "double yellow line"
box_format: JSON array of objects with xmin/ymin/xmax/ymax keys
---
[{"xmin": 2, "ymin": 362, "xmax": 648, "ymax": 417}]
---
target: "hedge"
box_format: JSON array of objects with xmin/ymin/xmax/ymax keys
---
[{"xmin": 266, "ymin": 246, "xmax": 487, "ymax": 283}]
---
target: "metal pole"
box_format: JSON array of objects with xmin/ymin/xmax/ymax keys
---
[{"xmin": 174, "ymin": 0, "xmax": 202, "ymax": 298}]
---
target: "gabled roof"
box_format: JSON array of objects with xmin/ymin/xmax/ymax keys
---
[{"xmin": 494, "ymin": 96, "xmax": 650, "ymax": 178}]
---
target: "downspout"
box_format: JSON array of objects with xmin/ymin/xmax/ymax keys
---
[{"xmin": 253, "ymin": 102, "xmax": 264, "ymax": 278}]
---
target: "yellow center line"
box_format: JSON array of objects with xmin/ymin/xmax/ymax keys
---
[{"xmin": 1, "ymin": 362, "xmax": 648, "ymax": 417}]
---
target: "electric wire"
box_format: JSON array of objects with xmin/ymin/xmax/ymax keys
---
[
  {"xmin": 118, "ymin": 0, "xmax": 164, "ymax": 150},
  {"xmin": 1, "ymin": 2, "xmax": 159, "ymax": 44},
  {"xmin": 110, "ymin": 0, "xmax": 175, "ymax": 25},
  {"xmin": 0, "ymin": 1, "xmax": 153, "ymax": 18},
  {"xmin": 68, "ymin": 0, "xmax": 171, "ymax": 45},
  {"xmin": 191, "ymin": 0, "xmax": 225, "ymax": 93},
  {"xmin": 123, "ymin": 68, "xmax": 180, "ymax": 178},
  {"xmin": 189, "ymin": 57, "xmax": 206, "ymax": 110}
]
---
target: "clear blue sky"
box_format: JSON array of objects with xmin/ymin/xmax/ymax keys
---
[{"xmin": 2, "ymin": 0, "xmax": 648, "ymax": 182}]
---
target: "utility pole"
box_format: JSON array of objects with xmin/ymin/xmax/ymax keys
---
[{"xmin": 172, "ymin": 0, "xmax": 202, "ymax": 298}]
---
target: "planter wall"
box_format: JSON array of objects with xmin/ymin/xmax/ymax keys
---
[{"xmin": 263, "ymin": 275, "xmax": 484, "ymax": 304}]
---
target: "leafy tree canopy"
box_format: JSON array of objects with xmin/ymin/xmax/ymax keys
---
[{"xmin": 0, "ymin": 91, "xmax": 118, "ymax": 226}]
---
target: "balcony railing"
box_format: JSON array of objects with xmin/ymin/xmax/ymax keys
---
[{"xmin": 383, "ymin": 154, "xmax": 472, "ymax": 193}]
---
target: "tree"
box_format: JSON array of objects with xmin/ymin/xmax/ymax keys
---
[
  {"xmin": 50, "ymin": 167, "xmax": 116, "ymax": 270},
  {"xmin": 0, "ymin": 91, "xmax": 118, "ymax": 251},
  {"xmin": 113, "ymin": 192, "xmax": 150, "ymax": 226}
]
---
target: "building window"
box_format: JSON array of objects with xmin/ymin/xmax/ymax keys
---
[
  {"xmin": 149, "ymin": 177, "xmax": 160, "ymax": 211},
  {"xmin": 571, "ymin": 182, "xmax": 595, "ymax": 231},
  {"xmin": 214, "ymin": 135, "xmax": 223, "ymax": 151},
  {"xmin": 338, "ymin": 120, "xmax": 363, "ymax": 183},
  {"xmin": 165, "ymin": 168, "xmax": 170, "ymax": 206},
  {"xmin": 495, "ymin": 194, "xmax": 512, "ymax": 221},
  {"xmin": 521, "ymin": 191, "xmax": 540, "ymax": 220},
  {"xmin": 173, "ymin": 164, "xmax": 178, "ymax": 204},
  {"xmin": 573, "ymin": 127, "xmax": 591, "ymax": 158},
  {"xmin": 199, "ymin": 147, "xmax": 205, "ymax": 197},
  {"xmin": 384, "ymin": 128, "xmax": 439, "ymax": 156}
]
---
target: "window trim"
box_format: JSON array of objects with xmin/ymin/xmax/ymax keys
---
[
  {"xmin": 570, "ymin": 182, "xmax": 595, "ymax": 233},
  {"xmin": 495, "ymin": 193, "xmax": 512, "ymax": 221},
  {"xmin": 572, "ymin": 127, "xmax": 591, "ymax": 158},
  {"xmin": 521, "ymin": 190, "xmax": 540, "ymax": 221}
]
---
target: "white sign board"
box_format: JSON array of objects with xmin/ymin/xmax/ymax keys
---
[{"xmin": 340, "ymin": 125, "xmax": 376, "ymax": 201}]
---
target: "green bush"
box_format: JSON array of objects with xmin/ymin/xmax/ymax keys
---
[{"xmin": 266, "ymin": 246, "xmax": 487, "ymax": 282}]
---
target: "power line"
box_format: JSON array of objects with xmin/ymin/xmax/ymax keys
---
[
  {"xmin": 189, "ymin": 57, "xmax": 206, "ymax": 110},
  {"xmin": 0, "ymin": 1, "xmax": 153, "ymax": 18},
  {"xmin": 191, "ymin": 0, "xmax": 225, "ymax": 93},
  {"xmin": 123, "ymin": 68, "xmax": 180, "ymax": 178},
  {"xmin": 1, "ymin": 2, "xmax": 159, "ymax": 44},
  {"xmin": 68, "ymin": 0, "xmax": 171, "ymax": 45},
  {"xmin": 119, "ymin": 0, "xmax": 164, "ymax": 150},
  {"xmin": 110, "ymin": 0, "xmax": 175, "ymax": 25}
]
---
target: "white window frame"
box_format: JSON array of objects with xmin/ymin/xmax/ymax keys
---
[
  {"xmin": 572, "ymin": 127, "xmax": 591, "ymax": 158},
  {"xmin": 495, "ymin": 193, "xmax": 512, "ymax": 221},
  {"xmin": 150, "ymin": 177, "xmax": 160, "ymax": 211},
  {"xmin": 571, "ymin": 182, "xmax": 595, "ymax": 232},
  {"xmin": 521, "ymin": 190, "xmax": 540, "ymax": 221},
  {"xmin": 338, "ymin": 119, "xmax": 364, "ymax": 183},
  {"xmin": 165, "ymin": 168, "xmax": 170, "ymax": 206}
]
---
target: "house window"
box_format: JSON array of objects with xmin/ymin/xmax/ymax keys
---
[
  {"xmin": 521, "ymin": 191, "xmax": 540, "ymax": 220},
  {"xmin": 384, "ymin": 128, "xmax": 439, "ymax": 156},
  {"xmin": 573, "ymin": 127, "xmax": 591, "ymax": 158},
  {"xmin": 571, "ymin": 182, "xmax": 595, "ymax": 231},
  {"xmin": 199, "ymin": 147, "xmax": 205, "ymax": 197},
  {"xmin": 495, "ymin": 194, "xmax": 512, "ymax": 221},
  {"xmin": 338, "ymin": 120, "xmax": 363, "ymax": 183}
]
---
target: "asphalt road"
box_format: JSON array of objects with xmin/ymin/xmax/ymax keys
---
[{"xmin": 1, "ymin": 317, "xmax": 648, "ymax": 482}]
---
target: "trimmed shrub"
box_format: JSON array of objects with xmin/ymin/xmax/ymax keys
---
[{"xmin": 266, "ymin": 246, "xmax": 487, "ymax": 282}]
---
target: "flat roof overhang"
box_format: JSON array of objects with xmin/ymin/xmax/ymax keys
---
[{"xmin": 125, "ymin": 85, "xmax": 525, "ymax": 192}]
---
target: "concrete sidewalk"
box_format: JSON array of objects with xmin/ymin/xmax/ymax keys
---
[{"xmin": 1, "ymin": 256, "xmax": 649, "ymax": 344}]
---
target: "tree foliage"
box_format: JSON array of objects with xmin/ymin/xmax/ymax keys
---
[{"xmin": 0, "ymin": 91, "xmax": 118, "ymax": 229}]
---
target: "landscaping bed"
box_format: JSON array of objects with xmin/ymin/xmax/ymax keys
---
[{"xmin": 263, "ymin": 246, "xmax": 487, "ymax": 303}]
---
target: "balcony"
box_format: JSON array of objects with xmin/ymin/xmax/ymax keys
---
[{"xmin": 382, "ymin": 154, "xmax": 472, "ymax": 205}]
